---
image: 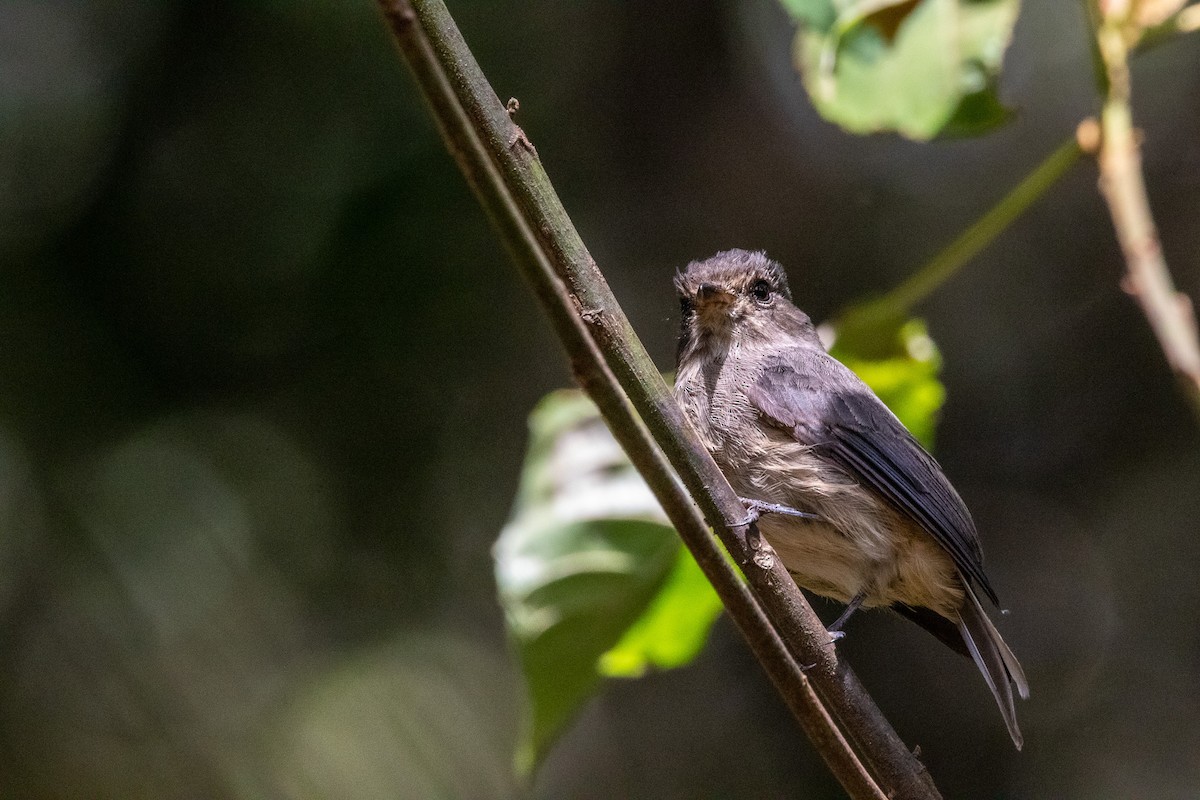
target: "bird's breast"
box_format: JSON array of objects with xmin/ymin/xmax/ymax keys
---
[{"xmin": 674, "ymin": 344, "xmax": 764, "ymax": 457}]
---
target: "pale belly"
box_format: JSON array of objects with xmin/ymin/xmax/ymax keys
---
[{"xmin": 723, "ymin": 439, "xmax": 965, "ymax": 617}]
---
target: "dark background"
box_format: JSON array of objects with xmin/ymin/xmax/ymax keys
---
[{"xmin": 2, "ymin": 1, "xmax": 1199, "ymax": 797}]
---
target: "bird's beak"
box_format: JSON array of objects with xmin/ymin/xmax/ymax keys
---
[{"xmin": 696, "ymin": 283, "xmax": 735, "ymax": 308}]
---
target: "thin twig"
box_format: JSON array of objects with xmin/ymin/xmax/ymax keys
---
[
  {"xmin": 836, "ymin": 136, "xmax": 1082, "ymax": 346},
  {"xmin": 881, "ymin": 137, "xmax": 1082, "ymax": 316},
  {"xmin": 385, "ymin": 1, "xmax": 943, "ymax": 797},
  {"xmin": 1092, "ymin": 3, "xmax": 1200, "ymax": 419},
  {"xmin": 377, "ymin": 1, "xmax": 888, "ymax": 797}
]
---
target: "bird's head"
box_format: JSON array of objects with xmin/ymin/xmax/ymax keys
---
[{"xmin": 674, "ymin": 249, "xmax": 815, "ymax": 365}]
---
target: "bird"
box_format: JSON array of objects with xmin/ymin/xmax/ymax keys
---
[{"xmin": 672, "ymin": 248, "xmax": 1029, "ymax": 748}]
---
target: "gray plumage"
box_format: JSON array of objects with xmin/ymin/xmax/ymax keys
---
[{"xmin": 673, "ymin": 249, "xmax": 1029, "ymax": 748}]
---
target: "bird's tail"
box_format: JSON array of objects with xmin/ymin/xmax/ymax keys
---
[{"xmin": 957, "ymin": 582, "xmax": 1030, "ymax": 749}]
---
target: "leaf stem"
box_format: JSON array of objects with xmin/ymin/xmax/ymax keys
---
[{"xmin": 876, "ymin": 136, "xmax": 1082, "ymax": 318}]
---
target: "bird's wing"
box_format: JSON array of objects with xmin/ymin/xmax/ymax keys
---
[{"xmin": 745, "ymin": 352, "xmax": 998, "ymax": 604}]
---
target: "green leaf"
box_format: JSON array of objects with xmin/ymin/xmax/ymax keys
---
[
  {"xmin": 786, "ymin": 0, "xmax": 1021, "ymax": 140},
  {"xmin": 500, "ymin": 516, "xmax": 678, "ymax": 775},
  {"xmin": 496, "ymin": 390, "xmax": 714, "ymax": 775},
  {"xmin": 598, "ymin": 543, "xmax": 724, "ymax": 678},
  {"xmin": 828, "ymin": 312, "xmax": 946, "ymax": 447}
]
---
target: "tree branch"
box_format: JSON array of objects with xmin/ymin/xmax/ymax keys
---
[
  {"xmin": 379, "ymin": 1, "xmax": 940, "ymax": 797},
  {"xmin": 1092, "ymin": 2, "xmax": 1200, "ymax": 419},
  {"xmin": 376, "ymin": 3, "xmax": 885, "ymax": 797}
]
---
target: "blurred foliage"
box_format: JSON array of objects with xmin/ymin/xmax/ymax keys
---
[
  {"xmin": 498, "ymin": 318, "xmax": 944, "ymax": 774},
  {"xmin": 265, "ymin": 634, "xmax": 519, "ymax": 800},
  {"xmin": 780, "ymin": 0, "xmax": 1020, "ymax": 139}
]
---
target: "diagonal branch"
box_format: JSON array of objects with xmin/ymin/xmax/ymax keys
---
[
  {"xmin": 379, "ymin": 1, "xmax": 940, "ymax": 797},
  {"xmin": 376, "ymin": 3, "xmax": 883, "ymax": 797},
  {"xmin": 1092, "ymin": 3, "xmax": 1200, "ymax": 419}
]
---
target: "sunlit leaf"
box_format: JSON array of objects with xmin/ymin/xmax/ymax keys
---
[
  {"xmin": 782, "ymin": 0, "xmax": 1021, "ymax": 140},
  {"xmin": 599, "ymin": 543, "xmax": 724, "ymax": 678},
  {"xmin": 499, "ymin": 516, "xmax": 677, "ymax": 775}
]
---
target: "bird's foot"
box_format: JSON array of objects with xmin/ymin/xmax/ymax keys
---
[
  {"xmin": 825, "ymin": 591, "xmax": 866, "ymax": 642},
  {"xmin": 739, "ymin": 497, "xmax": 821, "ymax": 525}
]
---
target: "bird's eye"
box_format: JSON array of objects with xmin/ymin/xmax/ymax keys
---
[{"xmin": 750, "ymin": 280, "xmax": 772, "ymax": 304}]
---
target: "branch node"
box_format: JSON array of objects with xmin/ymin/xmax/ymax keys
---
[
  {"xmin": 747, "ymin": 526, "xmax": 778, "ymax": 570},
  {"xmin": 508, "ymin": 125, "xmax": 537, "ymax": 156},
  {"xmin": 1076, "ymin": 118, "xmax": 1101, "ymax": 154},
  {"xmin": 568, "ymin": 291, "xmax": 605, "ymax": 326},
  {"xmin": 506, "ymin": 97, "xmax": 520, "ymax": 116},
  {"xmin": 753, "ymin": 549, "xmax": 776, "ymax": 570}
]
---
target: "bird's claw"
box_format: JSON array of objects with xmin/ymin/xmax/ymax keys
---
[{"xmin": 739, "ymin": 497, "xmax": 821, "ymax": 525}]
